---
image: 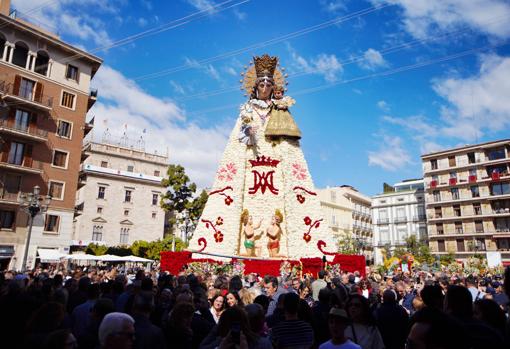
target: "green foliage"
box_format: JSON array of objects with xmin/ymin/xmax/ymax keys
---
[
  {"xmin": 131, "ymin": 240, "xmax": 150, "ymax": 257},
  {"xmin": 160, "ymin": 165, "xmax": 197, "ymax": 227},
  {"xmin": 188, "ymin": 189, "xmax": 209, "ymax": 223},
  {"xmin": 144, "ymin": 237, "xmax": 187, "ymax": 260},
  {"xmin": 106, "ymin": 246, "xmax": 131, "ymax": 256},
  {"xmin": 86, "ymin": 243, "xmax": 108, "ymax": 256},
  {"xmin": 337, "ymin": 234, "xmax": 358, "ymax": 255},
  {"xmin": 439, "ymin": 251, "xmax": 456, "ymax": 265}
]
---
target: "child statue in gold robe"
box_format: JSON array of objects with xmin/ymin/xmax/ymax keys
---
[{"xmin": 265, "ymin": 85, "xmax": 301, "ymax": 140}]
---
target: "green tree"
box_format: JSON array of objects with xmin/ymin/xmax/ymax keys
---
[
  {"xmin": 188, "ymin": 189, "xmax": 208, "ymax": 223},
  {"xmin": 86, "ymin": 243, "xmax": 108, "ymax": 256},
  {"xmin": 337, "ymin": 233, "xmax": 358, "ymax": 254},
  {"xmin": 439, "ymin": 251, "xmax": 456, "ymax": 265},
  {"xmin": 106, "ymin": 246, "xmax": 131, "ymax": 256},
  {"xmin": 145, "ymin": 237, "xmax": 187, "ymax": 260},
  {"xmin": 131, "ymin": 240, "xmax": 151, "ymax": 257}
]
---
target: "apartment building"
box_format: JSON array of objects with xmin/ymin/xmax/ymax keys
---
[
  {"xmin": 73, "ymin": 141, "xmax": 168, "ymax": 247},
  {"xmin": 372, "ymin": 179, "xmax": 427, "ymax": 264},
  {"xmin": 422, "ymin": 139, "xmax": 510, "ymax": 265},
  {"xmin": 0, "ymin": 1, "xmax": 102, "ymax": 269},
  {"xmin": 318, "ymin": 185, "xmax": 373, "ymax": 263}
]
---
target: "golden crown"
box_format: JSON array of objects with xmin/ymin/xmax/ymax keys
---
[{"xmin": 253, "ymin": 54, "xmax": 278, "ymax": 78}]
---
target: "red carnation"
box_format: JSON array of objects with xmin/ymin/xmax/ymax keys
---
[
  {"xmin": 224, "ymin": 196, "xmax": 233, "ymax": 206},
  {"xmin": 216, "ymin": 217, "xmax": 224, "ymax": 226},
  {"xmin": 303, "ymin": 233, "xmax": 311, "ymax": 243},
  {"xmin": 304, "ymin": 216, "xmax": 312, "ymax": 226},
  {"xmin": 297, "ymin": 194, "xmax": 305, "ymax": 204}
]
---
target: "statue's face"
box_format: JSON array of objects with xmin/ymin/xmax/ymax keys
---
[
  {"xmin": 257, "ymin": 80, "xmax": 273, "ymax": 100},
  {"xmin": 248, "ymin": 216, "xmax": 253, "ymax": 225},
  {"xmin": 271, "ymin": 215, "xmax": 276, "ymax": 224}
]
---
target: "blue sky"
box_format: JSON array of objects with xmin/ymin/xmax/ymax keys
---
[{"xmin": 13, "ymin": 0, "xmax": 510, "ymax": 195}]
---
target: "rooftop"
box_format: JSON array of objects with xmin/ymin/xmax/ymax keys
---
[{"xmin": 421, "ymin": 138, "xmax": 510, "ymax": 160}]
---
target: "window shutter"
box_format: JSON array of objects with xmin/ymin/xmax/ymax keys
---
[
  {"xmin": 7, "ymin": 108, "xmax": 15, "ymax": 127},
  {"xmin": 34, "ymin": 82, "xmax": 43, "ymax": 103},
  {"xmin": 13, "ymin": 75, "xmax": 21, "ymax": 96},
  {"xmin": 30, "ymin": 113, "xmax": 38, "ymax": 130},
  {"xmin": 1, "ymin": 141, "xmax": 10, "ymax": 162},
  {"xmin": 24, "ymin": 144, "xmax": 33, "ymax": 167}
]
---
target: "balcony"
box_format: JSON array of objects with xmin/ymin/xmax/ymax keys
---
[
  {"xmin": 0, "ymin": 118, "xmax": 48, "ymax": 142},
  {"xmin": 394, "ymin": 217, "xmax": 407, "ymax": 223},
  {"xmin": 0, "ymin": 158, "xmax": 43, "ymax": 174},
  {"xmin": 83, "ymin": 116, "xmax": 94, "ymax": 137},
  {"xmin": 412, "ymin": 214, "xmax": 427, "ymax": 222},
  {"xmin": 0, "ymin": 80, "xmax": 53, "ymax": 111},
  {"xmin": 77, "ymin": 172, "xmax": 87, "ymax": 189},
  {"xmin": 87, "ymin": 88, "xmax": 98, "ymax": 110},
  {"xmin": 377, "ymin": 218, "xmax": 389, "ymax": 224},
  {"xmin": 74, "ymin": 202, "xmax": 84, "ymax": 217},
  {"xmin": 0, "ymin": 190, "xmax": 26, "ymax": 205}
]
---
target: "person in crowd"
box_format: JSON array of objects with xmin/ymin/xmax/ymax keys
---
[
  {"xmin": 43, "ymin": 329, "xmax": 77, "ymax": 349},
  {"xmin": 270, "ymin": 292, "xmax": 314, "ymax": 348},
  {"xmin": 24, "ymin": 301, "xmax": 66, "ymax": 349},
  {"xmin": 373, "ymin": 289, "xmax": 408, "ymax": 349},
  {"xmin": 210, "ymin": 294, "xmax": 225, "ymax": 324},
  {"xmin": 312, "ymin": 270, "xmax": 328, "ymax": 301},
  {"xmin": 239, "ymin": 288, "xmax": 256, "ymax": 305},
  {"xmin": 473, "ymin": 298, "xmax": 507, "ymax": 337},
  {"xmin": 465, "ymin": 276, "xmax": 485, "ymax": 302},
  {"xmin": 245, "ymin": 303, "xmax": 268, "ymax": 337},
  {"xmin": 226, "ymin": 291, "xmax": 243, "ymax": 308},
  {"xmin": 319, "ymin": 308, "xmax": 361, "ymax": 349},
  {"xmin": 98, "ymin": 312, "xmax": 135, "ymax": 349},
  {"xmin": 264, "ymin": 276, "xmax": 286, "ymax": 316},
  {"xmin": 165, "ymin": 301, "xmax": 195, "ymax": 348},
  {"xmin": 312, "ymin": 287, "xmax": 332, "ymax": 346},
  {"xmin": 132, "ymin": 291, "xmax": 166, "ymax": 349},
  {"xmin": 298, "ymin": 283, "xmax": 314, "ymax": 307},
  {"xmin": 291, "ymin": 278, "xmax": 302, "ymax": 294},
  {"xmin": 345, "ymin": 294, "xmax": 384, "ymax": 349},
  {"xmin": 72, "ymin": 283, "xmax": 100, "ymax": 345}
]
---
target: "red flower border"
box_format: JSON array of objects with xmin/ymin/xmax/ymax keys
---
[
  {"xmin": 303, "ymin": 217, "xmax": 323, "ymax": 243},
  {"xmin": 293, "ymin": 186, "xmax": 317, "ymax": 204},
  {"xmin": 201, "ymin": 217, "xmax": 224, "ymax": 243},
  {"xmin": 209, "ymin": 186, "xmax": 234, "ymax": 206}
]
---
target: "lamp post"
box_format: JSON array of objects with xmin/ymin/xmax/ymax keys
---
[{"xmin": 19, "ymin": 186, "xmax": 51, "ymax": 271}]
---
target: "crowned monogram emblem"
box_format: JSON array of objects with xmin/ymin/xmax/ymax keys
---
[
  {"xmin": 248, "ymin": 155, "xmax": 279, "ymax": 195},
  {"xmin": 249, "ymin": 155, "xmax": 280, "ymax": 168}
]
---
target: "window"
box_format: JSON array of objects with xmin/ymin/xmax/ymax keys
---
[
  {"xmin": 0, "ymin": 210, "xmax": 15, "ymax": 229},
  {"xmin": 120, "ymin": 228, "xmax": 129, "ymax": 244},
  {"xmin": 331, "ymin": 215, "xmax": 336, "ymax": 225},
  {"xmin": 431, "ymin": 159, "xmax": 438, "ymax": 170},
  {"xmin": 438, "ymin": 240, "xmax": 446, "ymax": 252},
  {"xmin": 396, "ymin": 208, "xmax": 405, "ymax": 220},
  {"xmin": 152, "ymin": 212, "xmax": 157, "ymax": 219},
  {"xmin": 152, "ymin": 193, "xmax": 158, "ymax": 206},
  {"xmin": 92, "ymin": 225, "xmax": 103, "ymax": 241},
  {"xmin": 433, "ymin": 190, "xmax": 441, "ymax": 202},
  {"xmin": 435, "ymin": 207, "xmax": 442, "ymax": 218},
  {"xmin": 470, "ymin": 186, "xmax": 480, "ymax": 198},
  {"xmin": 154, "ymin": 170, "xmax": 160, "ymax": 176},
  {"xmin": 419, "ymin": 227, "xmax": 427, "ymax": 241},
  {"xmin": 453, "ymin": 205, "xmax": 461, "ymax": 217},
  {"xmin": 469, "ymin": 168, "xmax": 477, "ymax": 176},
  {"xmin": 473, "ymin": 203, "xmax": 482, "ymax": 215},
  {"xmin": 2, "ymin": 174, "xmax": 21, "ymax": 197},
  {"xmin": 44, "ymin": 215, "xmax": 60, "ymax": 232},
  {"xmin": 455, "ymin": 222, "xmax": 463, "ymax": 234},
  {"xmin": 491, "ymin": 183, "xmax": 510, "ymax": 196},
  {"xmin": 66, "ymin": 64, "xmax": 79, "ymax": 81},
  {"xmin": 476, "ymin": 238, "xmax": 486, "ymax": 251},
  {"xmin": 34, "ymin": 51, "xmax": 49, "ymax": 76},
  {"xmin": 397, "ymin": 198, "xmax": 404, "ymax": 202},
  {"xmin": 330, "ymin": 191, "xmax": 336, "ymax": 202},
  {"xmin": 97, "ymin": 186, "xmax": 106, "ymax": 199},
  {"xmin": 475, "ymin": 221, "xmax": 484, "ymax": 233},
  {"xmin": 19, "ymin": 78, "xmax": 35, "ymax": 100},
  {"xmin": 14, "ymin": 109, "xmax": 30, "ymax": 131},
  {"xmin": 48, "ymin": 181, "xmax": 64, "ymax": 200},
  {"xmin": 124, "ymin": 190, "xmax": 132, "ymax": 203},
  {"xmin": 380, "ymin": 200, "xmax": 386, "ymax": 204},
  {"xmin": 451, "ymin": 188, "xmax": 459, "ymax": 200},
  {"xmin": 124, "ymin": 209, "xmax": 129, "ymax": 216},
  {"xmin": 57, "ymin": 120, "xmax": 72, "ymax": 138},
  {"xmin": 97, "ymin": 207, "xmax": 103, "ymax": 214},
  {"xmin": 61, "ymin": 91, "xmax": 75, "ymax": 109},
  {"xmin": 448, "ymin": 156, "xmax": 456, "ymax": 167},
  {"xmin": 127, "ymin": 165, "xmax": 134, "ymax": 172},
  {"xmin": 100, "ymin": 161, "xmax": 108, "ymax": 168},
  {"xmin": 456, "ymin": 239, "xmax": 465, "ymax": 252},
  {"xmin": 12, "ymin": 42, "xmax": 28, "ymax": 68},
  {"xmin": 436, "ymin": 224, "xmax": 444, "ymax": 235},
  {"xmin": 449, "ymin": 172, "xmax": 457, "ymax": 179},
  {"xmin": 467, "ymin": 152, "xmax": 476, "ymax": 164},
  {"xmin": 52, "ymin": 150, "xmax": 68, "ymax": 168},
  {"xmin": 487, "ymin": 148, "xmax": 505, "ymax": 161},
  {"xmin": 8, "ymin": 142, "xmax": 25, "ymax": 165}
]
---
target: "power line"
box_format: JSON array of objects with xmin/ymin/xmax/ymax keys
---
[
  {"xmin": 133, "ymin": 3, "xmax": 394, "ymax": 81},
  {"xmin": 186, "ymin": 41, "xmax": 509, "ymax": 117}
]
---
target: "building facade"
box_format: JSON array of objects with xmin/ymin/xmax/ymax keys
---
[
  {"xmin": 422, "ymin": 139, "xmax": 510, "ymax": 265},
  {"xmin": 372, "ymin": 179, "xmax": 427, "ymax": 265},
  {"xmin": 0, "ymin": 1, "xmax": 102, "ymax": 269},
  {"xmin": 318, "ymin": 185, "xmax": 373, "ymax": 262},
  {"xmin": 73, "ymin": 141, "xmax": 168, "ymax": 247}
]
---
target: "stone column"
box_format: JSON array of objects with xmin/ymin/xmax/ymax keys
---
[
  {"xmin": 27, "ymin": 51, "xmax": 36, "ymax": 71},
  {"xmin": 2, "ymin": 41, "xmax": 8, "ymax": 61},
  {"xmin": 7, "ymin": 43, "xmax": 14, "ymax": 63}
]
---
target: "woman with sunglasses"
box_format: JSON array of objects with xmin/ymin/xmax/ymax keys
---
[{"xmin": 345, "ymin": 294, "xmax": 384, "ymax": 349}]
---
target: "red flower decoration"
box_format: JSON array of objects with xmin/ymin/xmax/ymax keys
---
[
  {"xmin": 303, "ymin": 233, "xmax": 311, "ymax": 243},
  {"xmin": 214, "ymin": 231, "xmax": 224, "ymax": 243},
  {"xmin": 315, "ymin": 222, "xmax": 320, "ymax": 228},
  {"xmin": 304, "ymin": 216, "xmax": 312, "ymax": 226},
  {"xmin": 296, "ymin": 194, "xmax": 305, "ymax": 204},
  {"xmin": 216, "ymin": 217, "xmax": 224, "ymax": 226},
  {"xmin": 224, "ymin": 196, "xmax": 233, "ymax": 206}
]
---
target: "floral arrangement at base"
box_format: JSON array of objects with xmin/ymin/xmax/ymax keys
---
[
  {"xmin": 445, "ymin": 261, "xmax": 464, "ymax": 274},
  {"xmin": 231, "ymin": 259, "xmax": 245, "ymax": 276},
  {"xmin": 325, "ymin": 262, "xmax": 341, "ymax": 278}
]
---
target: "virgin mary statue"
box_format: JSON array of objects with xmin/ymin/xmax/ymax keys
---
[{"xmin": 188, "ymin": 54, "xmax": 337, "ymax": 259}]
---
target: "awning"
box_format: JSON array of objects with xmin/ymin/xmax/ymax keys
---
[
  {"xmin": 123, "ymin": 255, "xmax": 154, "ymax": 263},
  {"xmin": 37, "ymin": 248, "xmax": 66, "ymax": 262}
]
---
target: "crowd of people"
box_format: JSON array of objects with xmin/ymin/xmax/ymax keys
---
[{"xmin": 0, "ymin": 264, "xmax": 509, "ymax": 349}]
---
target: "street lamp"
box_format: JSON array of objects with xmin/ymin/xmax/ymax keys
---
[{"xmin": 18, "ymin": 185, "xmax": 51, "ymax": 271}]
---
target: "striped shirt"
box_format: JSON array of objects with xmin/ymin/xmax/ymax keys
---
[{"xmin": 270, "ymin": 319, "xmax": 314, "ymax": 349}]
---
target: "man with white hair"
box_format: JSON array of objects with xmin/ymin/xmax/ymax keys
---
[{"xmin": 98, "ymin": 312, "xmax": 135, "ymax": 349}]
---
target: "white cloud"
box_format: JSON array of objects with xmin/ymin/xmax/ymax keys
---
[
  {"xmin": 433, "ymin": 54, "xmax": 510, "ymax": 141},
  {"xmin": 289, "ymin": 46, "xmax": 343, "ymax": 82},
  {"xmin": 233, "ymin": 8, "xmax": 246, "ymax": 21},
  {"xmin": 137, "ymin": 17, "xmax": 148, "ymax": 27},
  {"xmin": 374, "ymin": 0, "xmax": 510, "ymax": 40},
  {"xmin": 224, "ymin": 66, "xmax": 238, "ymax": 76},
  {"xmin": 205, "ymin": 64, "xmax": 220, "ymax": 81},
  {"xmin": 368, "ymin": 135, "xmax": 413, "ymax": 171},
  {"xmin": 186, "ymin": 0, "xmax": 216, "ymax": 13},
  {"xmin": 377, "ymin": 100, "xmax": 390, "ymax": 112},
  {"xmin": 90, "ymin": 66, "xmax": 229, "ymax": 187},
  {"xmin": 11, "ymin": 0, "xmax": 114, "ymax": 46},
  {"xmin": 170, "ymin": 80, "xmax": 186, "ymax": 95},
  {"xmin": 320, "ymin": 0, "xmax": 348, "ymax": 13},
  {"xmin": 359, "ymin": 48, "xmax": 387, "ymax": 70}
]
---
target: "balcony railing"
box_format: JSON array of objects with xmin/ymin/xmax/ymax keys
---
[
  {"xmin": 0, "ymin": 80, "xmax": 53, "ymax": 109},
  {"xmin": 394, "ymin": 217, "xmax": 407, "ymax": 223},
  {"xmin": 0, "ymin": 118, "xmax": 48, "ymax": 140},
  {"xmin": 377, "ymin": 218, "xmax": 389, "ymax": 224},
  {"xmin": 0, "ymin": 190, "xmax": 27, "ymax": 203},
  {"xmin": 0, "ymin": 157, "xmax": 44, "ymax": 173}
]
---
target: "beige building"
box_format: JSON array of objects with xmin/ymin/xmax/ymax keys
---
[
  {"xmin": 318, "ymin": 185, "xmax": 373, "ymax": 263},
  {"xmin": 422, "ymin": 139, "xmax": 510, "ymax": 265},
  {"xmin": 73, "ymin": 140, "xmax": 168, "ymax": 247},
  {"xmin": 0, "ymin": 1, "xmax": 102, "ymax": 269}
]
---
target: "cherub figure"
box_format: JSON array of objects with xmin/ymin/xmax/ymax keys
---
[
  {"xmin": 240, "ymin": 209, "xmax": 263, "ymax": 257},
  {"xmin": 265, "ymin": 85, "xmax": 301, "ymax": 140},
  {"xmin": 266, "ymin": 209, "xmax": 284, "ymax": 258}
]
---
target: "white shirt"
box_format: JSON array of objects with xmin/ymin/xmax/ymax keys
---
[{"xmin": 210, "ymin": 307, "xmax": 221, "ymax": 324}]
